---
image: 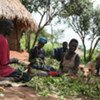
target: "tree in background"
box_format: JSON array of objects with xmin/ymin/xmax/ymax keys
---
[
  {"xmin": 21, "ymin": 0, "xmax": 66, "ymax": 47},
  {"xmin": 49, "ymin": 28, "xmax": 64, "ymax": 48},
  {"xmin": 60, "ymin": 0, "xmax": 100, "ymax": 62}
]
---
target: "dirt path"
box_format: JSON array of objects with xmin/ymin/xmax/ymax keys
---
[
  {"xmin": 0, "ymin": 86, "xmax": 58, "ymax": 100},
  {"xmin": 10, "ymin": 50, "xmax": 29, "ymax": 62}
]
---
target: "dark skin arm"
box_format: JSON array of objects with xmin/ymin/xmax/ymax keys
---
[{"xmin": 73, "ymin": 54, "xmax": 80, "ymax": 72}]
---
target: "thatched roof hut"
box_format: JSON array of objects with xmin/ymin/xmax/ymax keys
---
[{"xmin": 0, "ymin": 0, "xmax": 38, "ymax": 51}]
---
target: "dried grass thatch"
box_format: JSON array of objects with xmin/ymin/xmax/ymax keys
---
[
  {"xmin": 0, "ymin": 0, "xmax": 38, "ymax": 51},
  {"xmin": 0, "ymin": 0, "xmax": 38, "ymax": 32}
]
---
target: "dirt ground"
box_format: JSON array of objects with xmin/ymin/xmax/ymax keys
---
[
  {"xmin": 10, "ymin": 50, "xmax": 29, "ymax": 62},
  {"xmin": 0, "ymin": 86, "xmax": 58, "ymax": 100},
  {"xmin": 0, "ymin": 85, "xmax": 94, "ymax": 100}
]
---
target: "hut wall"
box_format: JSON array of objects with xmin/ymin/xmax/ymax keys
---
[{"xmin": 7, "ymin": 32, "xmax": 21, "ymax": 51}]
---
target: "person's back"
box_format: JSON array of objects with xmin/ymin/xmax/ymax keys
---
[
  {"xmin": 95, "ymin": 54, "xmax": 100, "ymax": 76},
  {"xmin": 95, "ymin": 54, "xmax": 100, "ymax": 65},
  {"xmin": 53, "ymin": 47, "xmax": 63, "ymax": 61}
]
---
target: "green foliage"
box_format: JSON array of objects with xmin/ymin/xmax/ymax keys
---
[
  {"xmin": 44, "ymin": 42, "xmax": 60, "ymax": 57},
  {"xmin": 60, "ymin": 0, "xmax": 93, "ymax": 16},
  {"xmin": 27, "ymin": 75, "xmax": 100, "ymax": 99},
  {"xmin": 21, "ymin": 0, "xmax": 34, "ymax": 13},
  {"xmin": 44, "ymin": 43, "xmax": 52, "ymax": 57},
  {"xmin": 93, "ymin": 7, "xmax": 100, "ymax": 36},
  {"xmin": 23, "ymin": 58, "xmax": 100, "ymax": 99},
  {"xmin": 21, "ymin": 0, "xmax": 50, "ymax": 13},
  {"xmin": 22, "ymin": 0, "xmax": 62, "ymax": 11},
  {"xmin": 20, "ymin": 33, "xmax": 26, "ymax": 51},
  {"xmin": 60, "ymin": 0, "xmax": 100, "ymax": 62},
  {"xmin": 21, "ymin": 0, "xmax": 66, "ymax": 47}
]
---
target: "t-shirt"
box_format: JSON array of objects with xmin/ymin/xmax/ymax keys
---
[
  {"xmin": 53, "ymin": 47, "xmax": 68, "ymax": 61},
  {"xmin": 60, "ymin": 52, "xmax": 80, "ymax": 74},
  {"xmin": 0, "ymin": 34, "xmax": 15, "ymax": 77}
]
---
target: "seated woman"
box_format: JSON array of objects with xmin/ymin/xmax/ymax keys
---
[
  {"xmin": 0, "ymin": 19, "xmax": 31, "ymax": 83},
  {"xmin": 27, "ymin": 37, "xmax": 57, "ymax": 76},
  {"xmin": 60, "ymin": 39, "xmax": 80, "ymax": 75}
]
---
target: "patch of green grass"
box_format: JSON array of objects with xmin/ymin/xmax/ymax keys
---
[{"xmin": 26, "ymin": 75, "xmax": 100, "ymax": 99}]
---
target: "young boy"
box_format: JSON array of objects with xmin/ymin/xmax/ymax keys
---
[
  {"xmin": 52, "ymin": 41, "xmax": 68, "ymax": 61},
  {"xmin": 60, "ymin": 39, "xmax": 80, "ymax": 75}
]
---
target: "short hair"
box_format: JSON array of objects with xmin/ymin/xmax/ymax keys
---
[
  {"xmin": 69, "ymin": 39, "xmax": 78, "ymax": 45},
  {"xmin": 0, "ymin": 19, "xmax": 13, "ymax": 26},
  {"xmin": 63, "ymin": 41, "xmax": 68, "ymax": 45},
  {"xmin": 0, "ymin": 19, "xmax": 13, "ymax": 33}
]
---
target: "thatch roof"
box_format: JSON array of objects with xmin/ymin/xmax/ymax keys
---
[{"xmin": 0, "ymin": 0, "xmax": 38, "ymax": 32}]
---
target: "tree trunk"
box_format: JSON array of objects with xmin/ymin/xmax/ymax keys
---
[
  {"xmin": 88, "ymin": 37, "xmax": 100, "ymax": 61},
  {"xmin": 82, "ymin": 39, "xmax": 87, "ymax": 62},
  {"xmin": 25, "ymin": 32, "xmax": 30, "ymax": 52}
]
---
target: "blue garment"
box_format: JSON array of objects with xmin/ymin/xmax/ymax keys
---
[
  {"xmin": 8, "ymin": 69, "xmax": 31, "ymax": 82},
  {"xmin": 38, "ymin": 37, "xmax": 47, "ymax": 44},
  {"xmin": 54, "ymin": 48, "xmax": 65, "ymax": 61}
]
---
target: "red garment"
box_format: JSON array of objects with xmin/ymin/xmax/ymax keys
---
[
  {"xmin": 48, "ymin": 71, "xmax": 63, "ymax": 77},
  {"xmin": 49, "ymin": 71, "xmax": 58, "ymax": 76},
  {"xmin": 0, "ymin": 34, "xmax": 15, "ymax": 77}
]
